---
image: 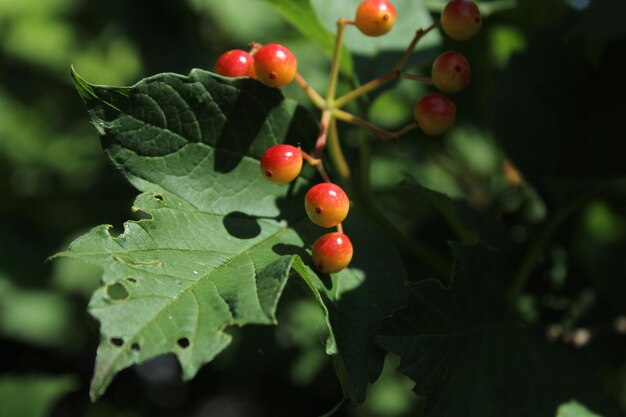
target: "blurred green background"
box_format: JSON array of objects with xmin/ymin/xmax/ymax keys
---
[{"xmin": 1, "ymin": 0, "xmax": 625, "ymax": 416}]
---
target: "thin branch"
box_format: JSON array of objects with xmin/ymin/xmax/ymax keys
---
[{"xmin": 294, "ymin": 73, "xmax": 326, "ymax": 109}]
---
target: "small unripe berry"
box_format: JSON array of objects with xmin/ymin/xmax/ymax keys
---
[
  {"xmin": 215, "ymin": 49, "xmax": 256, "ymax": 78},
  {"xmin": 441, "ymin": 0, "xmax": 482, "ymax": 41},
  {"xmin": 432, "ymin": 51, "xmax": 471, "ymax": 93},
  {"xmin": 305, "ymin": 183, "xmax": 350, "ymax": 228},
  {"xmin": 253, "ymin": 44, "xmax": 297, "ymax": 88},
  {"xmin": 414, "ymin": 93, "xmax": 456, "ymax": 136},
  {"xmin": 312, "ymin": 232, "xmax": 353, "ymax": 274},
  {"xmin": 355, "ymin": 0, "xmax": 397, "ymax": 37},
  {"xmin": 260, "ymin": 144, "xmax": 303, "ymax": 184}
]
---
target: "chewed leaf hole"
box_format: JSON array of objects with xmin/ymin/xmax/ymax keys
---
[
  {"xmin": 177, "ymin": 337, "xmax": 190, "ymax": 349},
  {"xmin": 126, "ymin": 277, "xmax": 138, "ymax": 284},
  {"xmin": 107, "ymin": 225, "xmax": 124, "ymax": 238},
  {"xmin": 110, "ymin": 337, "xmax": 124, "ymax": 347},
  {"xmin": 154, "ymin": 194, "xmax": 164, "ymax": 202},
  {"xmin": 106, "ymin": 282, "xmax": 129, "ymax": 301},
  {"xmin": 131, "ymin": 342, "xmax": 141, "ymax": 351},
  {"xmin": 133, "ymin": 209, "xmax": 152, "ymax": 221}
]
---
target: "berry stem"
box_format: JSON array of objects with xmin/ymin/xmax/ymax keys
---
[
  {"xmin": 326, "ymin": 18, "xmax": 349, "ymax": 102},
  {"xmin": 334, "ymin": 70, "xmax": 399, "ymax": 108},
  {"xmin": 301, "ymin": 148, "xmax": 332, "ymax": 183},
  {"xmin": 327, "ymin": 118, "xmax": 351, "ymax": 180},
  {"xmin": 294, "ymin": 73, "xmax": 326, "ymax": 109},
  {"xmin": 332, "ymin": 108, "xmax": 418, "ymax": 141},
  {"xmin": 394, "ymin": 21, "xmax": 440, "ymax": 71},
  {"xmin": 300, "ymin": 149, "xmax": 321, "ymax": 167},
  {"xmin": 248, "ymin": 42, "xmax": 263, "ymax": 55},
  {"xmin": 333, "ymin": 21, "xmax": 439, "ymax": 108},
  {"xmin": 315, "ymin": 109, "xmax": 333, "ymax": 157},
  {"xmin": 336, "ymin": 223, "xmax": 344, "ymax": 234}
]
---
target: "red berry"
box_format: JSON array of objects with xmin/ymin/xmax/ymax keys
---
[
  {"xmin": 431, "ymin": 51, "xmax": 471, "ymax": 93},
  {"xmin": 215, "ymin": 49, "xmax": 256, "ymax": 78},
  {"xmin": 414, "ymin": 93, "xmax": 456, "ymax": 136},
  {"xmin": 312, "ymin": 232, "xmax": 353, "ymax": 274},
  {"xmin": 441, "ymin": 0, "xmax": 482, "ymax": 41},
  {"xmin": 260, "ymin": 144, "xmax": 303, "ymax": 184},
  {"xmin": 355, "ymin": 0, "xmax": 397, "ymax": 37},
  {"xmin": 305, "ymin": 183, "xmax": 350, "ymax": 228},
  {"xmin": 253, "ymin": 44, "xmax": 297, "ymax": 88}
]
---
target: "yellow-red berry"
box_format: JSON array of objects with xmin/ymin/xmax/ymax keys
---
[
  {"xmin": 305, "ymin": 183, "xmax": 350, "ymax": 228},
  {"xmin": 432, "ymin": 51, "xmax": 472, "ymax": 94},
  {"xmin": 441, "ymin": 0, "xmax": 482, "ymax": 41},
  {"xmin": 260, "ymin": 144, "xmax": 303, "ymax": 184},
  {"xmin": 414, "ymin": 93, "xmax": 456, "ymax": 136},
  {"xmin": 253, "ymin": 44, "xmax": 297, "ymax": 88},
  {"xmin": 355, "ymin": 0, "xmax": 397, "ymax": 37},
  {"xmin": 215, "ymin": 49, "xmax": 256, "ymax": 78},
  {"xmin": 312, "ymin": 232, "xmax": 353, "ymax": 274}
]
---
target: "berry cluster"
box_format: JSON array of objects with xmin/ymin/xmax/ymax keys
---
[
  {"xmin": 260, "ymin": 144, "xmax": 353, "ymax": 274},
  {"xmin": 213, "ymin": 0, "xmax": 482, "ymax": 274},
  {"xmin": 215, "ymin": 43, "xmax": 297, "ymax": 88}
]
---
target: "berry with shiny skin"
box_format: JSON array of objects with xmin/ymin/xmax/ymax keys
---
[
  {"xmin": 305, "ymin": 183, "xmax": 350, "ymax": 228},
  {"xmin": 355, "ymin": 0, "xmax": 397, "ymax": 37},
  {"xmin": 441, "ymin": 0, "xmax": 482, "ymax": 41},
  {"xmin": 432, "ymin": 51, "xmax": 471, "ymax": 93},
  {"xmin": 215, "ymin": 49, "xmax": 256, "ymax": 78},
  {"xmin": 414, "ymin": 93, "xmax": 456, "ymax": 136},
  {"xmin": 312, "ymin": 232, "xmax": 353, "ymax": 274},
  {"xmin": 260, "ymin": 144, "xmax": 303, "ymax": 184},
  {"xmin": 253, "ymin": 44, "xmax": 297, "ymax": 88}
]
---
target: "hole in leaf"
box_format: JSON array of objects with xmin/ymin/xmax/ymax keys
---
[
  {"xmin": 106, "ymin": 282, "xmax": 129, "ymax": 301},
  {"xmin": 177, "ymin": 338, "xmax": 190, "ymax": 348},
  {"xmin": 126, "ymin": 277, "xmax": 137, "ymax": 283},
  {"xmin": 154, "ymin": 194, "xmax": 164, "ymax": 202},
  {"xmin": 110, "ymin": 337, "xmax": 124, "ymax": 347},
  {"xmin": 133, "ymin": 209, "xmax": 152, "ymax": 221},
  {"xmin": 107, "ymin": 225, "xmax": 124, "ymax": 238},
  {"xmin": 131, "ymin": 342, "xmax": 141, "ymax": 351}
]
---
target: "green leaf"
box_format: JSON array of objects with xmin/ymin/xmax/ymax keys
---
[
  {"xmin": 377, "ymin": 243, "xmax": 622, "ymax": 417},
  {"xmin": 0, "ymin": 275, "xmax": 76, "ymax": 348},
  {"xmin": 262, "ymin": 0, "xmax": 353, "ymax": 76},
  {"xmin": 0, "ymin": 374, "xmax": 78, "ymax": 417},
  {"xmin": 557, "ymin": 401, "xmax": 604, "ymax": 417},
  {"xmin": 62, "ymin": 69, "xmax": 407, "ymax": 403}
]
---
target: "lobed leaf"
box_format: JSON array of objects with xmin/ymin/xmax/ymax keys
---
[
  {"xmin": 64, "ymin": 68, "xmax": 407, "ymax": 403},
  {"xmin": 377, "ymin": 243, "xmax": 622, "ymax": 417}
]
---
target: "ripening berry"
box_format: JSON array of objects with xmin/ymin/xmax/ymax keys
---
[
  {"xmin": 260, "ymin": 144, "xmax": 303, "ymax": 184},
  {"xmin": 441, "ymin": 0, "xmax": 482, "ymax": 41},
  {"xmin": 431, "ymin": 51, "xmax": 471, "ymax": 93},
  {"xmin": 414, "ymin": 93, "xmax": 456, "ymax": 136},
  {"xmin": 215, "ymin": 49, "xmax": 256, "ymax": 78},
  {"xmin": 355, "ymin": 0, "xmax": 397, "ymax": 37},
  {"xmin": 312, "ymin": 232, "xmax": 353, "ymax": 274},
  {"xmin": 253, "ymin": 44, "xmax": 297, "ymax": 88},
  {"xmin": 305, "ymin": 183, "xmax": 350, "ymax": 228}
]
